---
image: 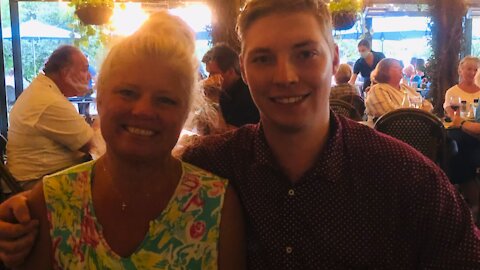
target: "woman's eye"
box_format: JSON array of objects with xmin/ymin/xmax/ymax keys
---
[
  {"xmin": 117, "ymin": 89, "xmax": 137, "ymax": 98},
  {"xmin": 156, "ymin": 97, "xmax": 177, "ymax": 105}
]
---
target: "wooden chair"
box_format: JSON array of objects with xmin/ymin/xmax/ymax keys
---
[
  {"xmin": 337, "ymin": 94, "xmax": 366, "ymax": 119},
  {"xmin": 330, "ymin": 99, "xmax": 363, "ymax": 121},
  {"xmin": 0, "ymin": 134, "xmax": 23, "ymax": 202},
  {"xmin": 373, "ymin": 108, "xmax": 449, "ymax": 171}
]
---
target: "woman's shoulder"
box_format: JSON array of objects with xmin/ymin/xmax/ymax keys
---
[
  {"xmin": 446, "ymin": 84, "xmax": 462, "ymax": 93},
  {"xmin": 181, "ymin": 161, "xmax": 228, "ymax": 185},
  {"xmin": 43, "ymin": 160, "xmax": 95, "ymax": 196},
  {"xmin": 43, "ymin": 160, "xmax": 96, "ymax": 181}
]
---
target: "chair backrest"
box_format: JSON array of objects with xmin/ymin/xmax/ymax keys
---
[
  {"xmin": 337, "ymin": 94, "xmax": 366, "ymax": 118},
  {"xmin": 0, "ymin": 134, "xmax": 23, "ymax": 200},
  {"xmin": 330, "ymin": 99, "xmax": 363, "ymax": 121},
  {"xmin": 373, "ymin": 108, "xmax": 447, "ymax": 167},
  {"xmin": 0, "ymin": 134, "xmax": 6, "ymax": 164}
]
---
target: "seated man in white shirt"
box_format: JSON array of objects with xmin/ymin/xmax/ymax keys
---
[{"xmin": 7, "ymin": 45, "xmax": 94, "ymax": 189}]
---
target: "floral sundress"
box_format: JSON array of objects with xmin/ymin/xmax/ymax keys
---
[{"xmin": 43, "ymin": 160, "xmax": 228, "ymax": 269}]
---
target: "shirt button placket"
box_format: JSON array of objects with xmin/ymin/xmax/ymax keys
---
[{"xmin": 284, "ymin": 187, "xmax": 296, "ymax": 269}]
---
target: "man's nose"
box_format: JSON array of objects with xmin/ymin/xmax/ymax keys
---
[{"xmin": 272, "ymin": 56, "xmax": 299, "ymax": 87}]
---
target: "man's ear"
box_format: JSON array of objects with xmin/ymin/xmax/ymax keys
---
[
  {"xmin": 332, "ymin": 43, "xmax": 340, "ymax": 75},
  {"xmin": 59, "ymin": 67, "xmax": 70, "ymax": 79}
]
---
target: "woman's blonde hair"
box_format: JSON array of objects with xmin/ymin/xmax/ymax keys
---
[
  {"xmin": 96, "ymin": 11, "xmax": 199, "ymax": 109},
  {"xmin": 458, "ymin": 56, "xmax": 480, "ymax": 81},
  {"xmin": 236, "ymin": 0, "xmax": 334, "ymax": 53}
]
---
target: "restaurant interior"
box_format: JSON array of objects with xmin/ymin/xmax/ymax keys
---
[{"xmin": 0, "ymin": 0, "xmax": 479, "ymax": 268}]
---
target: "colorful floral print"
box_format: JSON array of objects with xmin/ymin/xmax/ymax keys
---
[{"xmin": 43, "ymin": 160, "xmax": 227, "ymax": 269}]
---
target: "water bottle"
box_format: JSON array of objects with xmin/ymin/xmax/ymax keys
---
[{"xmin": 401, "ymin": 89, "xmax": 411, "ymax": 108}]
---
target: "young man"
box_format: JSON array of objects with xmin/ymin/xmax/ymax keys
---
[
  {"xmin": 349, "ymin": 39, "xmax": 386, "ymax": 94},
  {"xmin": 1, "ymin": 0, "xmax": 479, "ymax": 268}
]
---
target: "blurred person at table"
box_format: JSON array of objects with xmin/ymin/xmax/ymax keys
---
[
  {"xmin": 3, "ymin": 0, "xmax": 480, "ymax": 268},
  {"xmin": 330, "ymin": 63, "xmax": 360, "ymax": 99},
  {"xmin": 10, "ymin": 11, "xmax": 245, "ymax": 269},
  {"xmin": 402, "ymin": 63, "xmax": 416, "ymax": 85},
  {"xmin": 7, "ymin": 45, "xmax": 95, "ymax": 190},
  {"xmin": 200, "ymin": 48, "xmax": 224, "ymax": 103},
  {"xmin": 444, "ymin": 56, "xmax": 480, "ymax": 119},
  {"xmin": 349, "ymin": 39, "xmax": 385, "ymax": 94},
  {"xmin": 450, "ymin": 112, "xmax": 480, "ymax": 224},
  {"xmin": 412, "ymin": 58, "xmax": 426, "ymax": 88},
  {"xmin": 209, "ymin": 43, "xmax": 260, "ymax": 127},
  {"xmin": 365, "ymin": 58, "xmax": 432, "ymax": 119}
]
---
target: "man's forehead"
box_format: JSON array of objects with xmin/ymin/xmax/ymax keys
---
[{"xmin": 71, "ymin": 51, "xmax": 88, "ymax": 65}]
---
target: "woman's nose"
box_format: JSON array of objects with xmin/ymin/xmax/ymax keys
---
[{"xmin": 131, "ymin": 96, "xmax": 158, "ymax": 119}]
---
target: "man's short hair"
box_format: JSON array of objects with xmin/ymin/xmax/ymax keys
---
[
  {"xmin": 43, "ymin": 45, "xmax": 81, "ymax": 75},
  {"xmin": 237, "ymin": 0, "xmax": 333, "ymax": 54},
  {"xmin": 374, "ymin": 58, "xmax": 401, "ymax": 84},
  {"xmin": 357, "ymin": 39, "xmax": 371, "ymax": 50},
  {"xmin": 209, "ymin": 43, "xmax": 240, "ymax": 75}
]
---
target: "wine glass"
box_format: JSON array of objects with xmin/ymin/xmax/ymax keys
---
[
  {"xmin": 448, "ymin": 95, "xmax": 462, "ymax": 118},
  {"xmin": 449, "ymin": 95, "xmax": 461, "ymax": 111}
]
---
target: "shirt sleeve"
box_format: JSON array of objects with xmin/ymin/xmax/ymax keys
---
[
  {"xmin": 365, "ymin": 84, "xmax": 399, "ymax": 117},
  {"xmin": 34, "ymin": 100, "xmax": 94, "ymax": 151},
  {"xmin": 353, "ymin": 59, "xmax": 361, "ymax": 75},
  {"xmin": 444, "ymin": 89, "xmax": 452, "ymax": 109}
]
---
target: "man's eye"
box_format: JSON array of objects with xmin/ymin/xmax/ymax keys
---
[
  {"xmin": 297, "ymin": 50, "xmax": 317, "ymax": 60},
  {"xmin": 252, "ymin": 55, "xmax": 271, "ymax": 64}
]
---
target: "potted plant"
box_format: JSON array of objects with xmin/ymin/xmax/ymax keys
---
[
  {"xmin": 70, "ymin": 0, "xmax": 114, "ymax": 25},
  {"xmin": 328, "ymin": 0, "xmax": 362, "ymax": 31}
]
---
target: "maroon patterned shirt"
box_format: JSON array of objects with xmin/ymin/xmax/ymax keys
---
[{"xmin": 182, "ymin": 115, "xmax": 480, "ymax": 269}]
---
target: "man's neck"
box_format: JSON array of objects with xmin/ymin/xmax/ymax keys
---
[
  {"xmin": 262, "ymin": 117, "xmax": 330, "ymax": 183},
  {"xmin": 223, "ymin": 74, "xmax": 241, "ymax": 90}
]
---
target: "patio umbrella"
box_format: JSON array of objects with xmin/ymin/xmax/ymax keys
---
[
  {"xmin": 334, "ymin": 16, "xmax": 431, "ymax": 41},
  {"xmin": 2, "ymin": 19, "xmax": 80, "ymax": 39},
  {"xmin": 2, "ymin": 19, "xmax": 80, "ymax": 76}
]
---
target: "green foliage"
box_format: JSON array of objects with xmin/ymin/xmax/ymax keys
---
[
  {"xmin": 68, "ymin": 0, "xmax": 114, "ymax": 9},
  {"xmin": 71, "ymin": 21, "xmax": 112, "ymax": 68},
  {"xmin": 1, "ymin": 0, "xmax": 109, "ymax": 82},
  {"xmin": 328, "ymin": 0, "xmax": 361, "ymax": 14}
]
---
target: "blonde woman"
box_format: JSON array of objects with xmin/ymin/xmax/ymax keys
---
[
  {"xmin": 444, "ymin": 56, "xmax": 480, "ymax": 118},
  {"xmin": 15, "ymin": 12, "xmax": 245, "ymax": 269}
]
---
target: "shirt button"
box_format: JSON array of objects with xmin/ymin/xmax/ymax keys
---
[
  {"xmin": 288, "ymin": 189, "xmax": 295, "ymax": 196},
  {"xmin": 286, "ymin": 246, "xmax": 293, "ymax": 254}
]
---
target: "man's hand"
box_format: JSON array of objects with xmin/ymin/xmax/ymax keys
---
[{"xmin": 0, "ymin": 193, "xmax": 38, "ymax": 268}]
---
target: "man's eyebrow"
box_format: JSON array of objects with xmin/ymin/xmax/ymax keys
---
[
  {"xmin": 293, "ymin": 40, "xmax": 318, "ymax": 49},
  {"xmin": 248, "ymin": 48, "xmax": 271, "ymax": 55}
]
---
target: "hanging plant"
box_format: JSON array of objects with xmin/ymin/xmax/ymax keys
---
[
  {"xmin": 328, "ymin": 0, "xmax": 362, "ymax": 31},
  {"xmin": 70, "ymin": 0, "xmax": 114, "ymax": 26}
]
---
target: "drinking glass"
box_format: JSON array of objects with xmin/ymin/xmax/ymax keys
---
[
  {"xmin": 448, "ymin": 95, "xmax": 462, "ymax": 113},
  {"xmin": 409, "ymin": 96, "xmax": 423, "ymax": 109}
]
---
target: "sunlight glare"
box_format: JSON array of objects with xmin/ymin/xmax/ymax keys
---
[
  {"xmin": 110, "ymin": 2, "xmax": 149, "ymax": 36},
  {"xmin": 169, "ymin": 3, "xmax": 212, "ymax": 32}
]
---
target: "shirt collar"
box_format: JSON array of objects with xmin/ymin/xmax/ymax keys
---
[
  {"xmin": 36, "ymin": 73, "xmax": 64, "ymax": 97},
  {"xmin": 251, "ymin": 113, "xmax": 347, "ymax": 183}
]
